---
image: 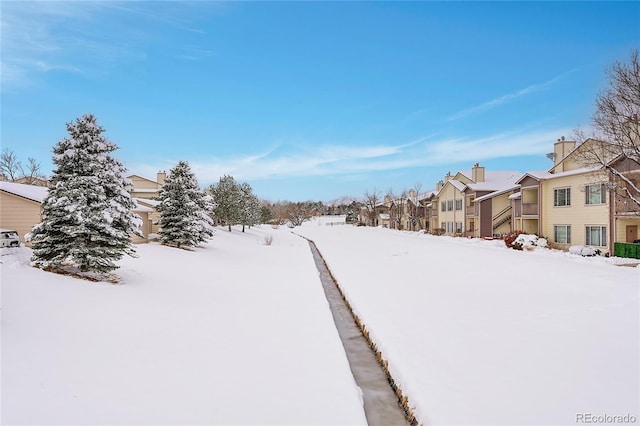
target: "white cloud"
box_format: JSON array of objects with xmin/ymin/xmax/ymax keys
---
[
  {"xmin": 447, "ymin": 72, "xmax": 574, "ymax": 121},
  {"xmin": 127, "ymin": 126, "xmax": 571, "ymax": 186}
]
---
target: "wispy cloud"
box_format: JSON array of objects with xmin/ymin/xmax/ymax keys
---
[
  {"xmin": 128, "ymin": 126, "xmax": 570, "ymax": 186},
  {"xmin": 447, "ymin": 72, "xmax": 573, "ymax": 121},
  {"xmin": 0, "ymin": 1, "xmax": 224, "ymax": 90}
]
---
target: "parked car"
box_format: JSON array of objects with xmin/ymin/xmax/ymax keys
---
[{"xmin": 0, "ymin": 229, "xmax": 20, "ymax": 247}]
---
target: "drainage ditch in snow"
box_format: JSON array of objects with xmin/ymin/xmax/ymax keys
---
[{"xmin": 306, "ymin": 239, "xmax": 414, "ymax": 426}]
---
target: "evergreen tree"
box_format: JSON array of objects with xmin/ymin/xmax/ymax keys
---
[
  {"xmin": 30, "ymin": 114, "xmax": 142, "ymax": 274},
  {"xmin": 157, "ymin": 161, "xmax": 215, "ymax": 248},
  {"xmin": 238, "ymin": 182, "xmax": 261, "ymax": 232},
  {"xmin": 209, "ymin": 175, "xmax": 241, "ymax": 232}
]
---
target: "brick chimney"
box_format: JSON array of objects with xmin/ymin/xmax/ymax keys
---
[{"xmin": 471, "ymin": 163, "xmax": 485, "ymax": 183}]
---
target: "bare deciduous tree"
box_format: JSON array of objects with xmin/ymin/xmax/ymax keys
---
[
  {"xmin": 0, "ymin": 148, "xmax": 46, "ymax": 185},
  {"xmin": 20, "ymin": 157, "xmax": 45, "ymax": 185},
  {"xmin": 363, "ymin": 188, "xmax": 382, "ymax": 226},
  {"xmin": 0, "ymin": 148, "xmax": 21, "ymax": 180},
  {"xmin": 578, "ymin": 49, "xmax": 640, "ymax": 210},
  {"xmin": 406, "ymin": 182, "xmax": 423, "ymax": 231}
]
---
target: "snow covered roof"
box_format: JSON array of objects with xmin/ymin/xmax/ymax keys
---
[
  {"xmin": 418, "ymin": 189, "xmax": 437, "ymax": 201},
  {"xmin": 508, "ymin": 191, "xmax": 522, "ymax": 200},
  {"xmin": 473, "ymin": 185, "xmax": 520, "ymax": 203},
  {"xmin": 133, "ymin": 188, "xmax": 160, "ymax": 193},
  {"xmin": 519, "ymin": 166, "xmax": 601, "ymax": 182},
  {"xmin": 0, "ymin": 181, "xmax": 48, "ymax": 203},
  {"xmin": 379, "ymin": 213, "xmax": 390, "ymax": 220},
  {"xmin": 465, "ymin": 171, "xmax": 522, "ymax": 192},
  {"xmin": 134, "ymin": 197, "xmax": 160, "ymax": 207},
  {"xmin": 133, "ymin": 201, "xmax": 154, "ymax": 213}
]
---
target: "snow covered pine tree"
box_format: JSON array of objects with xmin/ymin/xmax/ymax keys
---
[
  {"xmin": 30, "ymin": 114, "xmax": 143, "ymax": 275},
  {"xmin": 157, "ymin": 161, "xmax": 215, "ymax": 248}
]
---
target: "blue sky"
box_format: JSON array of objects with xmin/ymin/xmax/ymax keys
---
[{"xmin": 1, "ymin": 1, "xmax": 639, "ymax": 202}]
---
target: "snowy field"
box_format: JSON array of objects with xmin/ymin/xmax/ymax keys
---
[
  {"xmin": 1, "ymin": 226, "xmax": 366, "ymax": 425},
  {"xmin": 297, "ymin": 219, "xmax": 640, "ymax": 426}
]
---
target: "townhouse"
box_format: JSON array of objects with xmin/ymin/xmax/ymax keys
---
[
  {"xmin": 127, "ymin": 171, "xmax": 166, "ymax": 235},
  {"xmin": 365, "ymin": 135, "xmax": 639, "ymax": 257},
  {"xmin": 435, "ymin": 164, "xmax": 521, "ymax": 237},
  {"xmin": 510, "ymin": 138, "xmax": 639, "ymax": 254},
  {"xmin": 0, "ymin": 181, "xmax": 153, "ymax": 244}
]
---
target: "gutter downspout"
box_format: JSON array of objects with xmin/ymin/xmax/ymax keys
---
[
  {"xmin": 538, "ymin": 180, "xmax": 543, "ymax": 237},
  {"xmin": 609, "ymin": 176, "xmax": 616, "ymax": 257}
]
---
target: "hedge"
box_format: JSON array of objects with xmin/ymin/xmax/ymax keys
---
[{"xmin": 614, "ymin": 242, "xmax": 640, "ymax": 259}]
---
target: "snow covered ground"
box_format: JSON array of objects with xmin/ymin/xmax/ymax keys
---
[
  {"xmin": 297, "ymin": 220, "xmax": 639, "ymax": 426},
  {"xmin": 1, "ymin": 226, "xmax": 366, "ymax": 425},
  {"xmin": 3, "ymin": 217, "xmax": 638, "ymax": 426}
]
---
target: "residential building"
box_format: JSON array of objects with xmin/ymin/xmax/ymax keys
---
[
  {"xmin": 0, "ymin": 181, "xmax": 152, "ymax": 244},
  {"xmin": 128, "ymin": 171, "xmax": 166, "ymax": 200},
  {"xmin": 511, "ymin": 137, "xmax": 638, "ymax": 255},
  {"xmin": 434, "ymin": 164, "xmax": 521, "ymax": 236}
]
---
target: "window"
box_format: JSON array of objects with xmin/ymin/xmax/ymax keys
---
[
  {"xmin": 455, "ymin": 222, "xmax": 463, "ymax": 233},
  {"xmin": 586, "ymin": 226, "xmax": 607, "ymax": 246},
  {"xmin": 585, "ymin": 184, "xmax": 606, "ymax": 205},
  {"xmin": 554, "ymin": 225, "xmax": 571, "ymax": 244},
  {"xmin": 441, "ymin": 201, "xmax": 446, "ymax": 212},
  {"xmin": 447, "ymin": 200, "xmax": 453, "ymax": 211},
  {"xmin": 554, "ymin": 188, "xmax": 571, "ymax": 207},
  {"xmin": 446, "ymin": 221, "xmax": 454, "ymax": 233},
  {"xmin": 441, "ymin": 222, "xmax": 446, "ymax": 230},
  {"xmin": 456, "ymin": 199, "xmax": 463, "ymax": 210}
]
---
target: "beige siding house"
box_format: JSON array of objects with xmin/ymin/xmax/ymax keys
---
[
  {"xmin": 0, "ymin": 181, "xmax": 152, "ymax": 244},
  {"xmin": 512, "ymin": 138, "xmax": 634, "ymax": 255},
  {"xmin": 0, "ymin": 182, "xmax": 47, "ymax": 244},
  {"xmin": 434, "ymin": 164, "xmax": 521, "ymax": 236},
  {"xmin": 128, "ymin": 171, "xmax": 166, "ymax": 200}
]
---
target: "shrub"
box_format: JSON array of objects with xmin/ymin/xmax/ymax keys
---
[
  {"xmin": 504, "ymin": 230, "xmax": 526, "ymax": 250},
  {"xmin": 432, "ymin": 228, "xmax": 445, "ymax": 236}
]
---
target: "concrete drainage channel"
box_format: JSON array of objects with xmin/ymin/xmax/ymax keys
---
[{"xmin": 306, "ymin": 239, "xmax": 417, "ymax": 426}]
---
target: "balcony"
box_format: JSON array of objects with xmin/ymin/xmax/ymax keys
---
[{"xmin": 522, "ymin": 203, "xmax": 539, "ymax": 216}]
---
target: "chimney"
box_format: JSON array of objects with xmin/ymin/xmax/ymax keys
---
[
  {"xmin": 471, "ymin": 162, "xmax": 485, "ymax": 183},
  {"xmin": 409, "ymin": 189, "xmax": 417, "ymax": 198},
  {"xmin": 157, "ymin": 170, "xmax": 166, "ymax": 187},
  {"xmin": 445, "ymin": 172, "xmax": 452, "ymax": 181},
  {"xmin": 436, "ymin": 180, "xmax": 444, "ymax": 191},
  {"xmin": 553, "ymin": 136, "xmax": 576, "ymax": 168}
]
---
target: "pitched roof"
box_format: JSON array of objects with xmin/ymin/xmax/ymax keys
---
[
  {"xmin": 127, "ymin": 174, "xmax": 159, "ymax": 185},
  {"xmin": 134, "ymin": 197, "xmax": 160, "ymax": 207},
  {"xmin": 465, "ymin": 171, "xmax": 522, "ymax": 192},
  {"xmin": 0, "ymin": 181, "xmax": 48, "ymax": 203},
  {"xmin": 474, "ymin": 185, "xmax": 520, "ymax": 203},
  {"xmin": 0, "ymin": 181, "xmax": 153, "ymax": 213}
]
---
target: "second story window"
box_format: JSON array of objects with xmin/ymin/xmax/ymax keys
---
[
  {"xmin": 585, "ymin": 184, "xmax": 606, "ymax": 205},
  {"xmin": 447, "ymin": 200, "xmax": 453, "ymax": 211},
  {"xmin": 456, "ymin": 199, "xmax": 462, "ymax": 210},
  {"xmin": 554, "ymin": 187, "xmax": 571, "ymax": 207},
  {"xmin": 441, "ymin": 201, "xmax": 446, "ymax": 212}
]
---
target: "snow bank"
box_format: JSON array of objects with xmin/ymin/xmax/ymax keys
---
[
  {"xmin": 1, "ymin": 226, "xmax": 366, "ymax": 425},
  {"xmin": 297, "ymin": 223, "xmax": 639, "ymax": 425},
  {"xmin": 569, "ymin": 245, "xmax": 601, "ymax": 256}
]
